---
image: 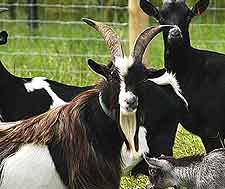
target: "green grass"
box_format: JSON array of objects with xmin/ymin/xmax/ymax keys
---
[{"xmin": 0, "ymin": 8, "xmax": 224, "ymax": 188}]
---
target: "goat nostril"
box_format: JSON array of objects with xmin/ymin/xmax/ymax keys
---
[{"xmin": 127, "ymin": 96, "xmax": 138, "ymax": 108}]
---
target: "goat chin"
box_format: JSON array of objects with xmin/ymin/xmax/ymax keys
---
[{"xmin": 119, "ymin": 110, "xmax": 139, "ymax": 158}]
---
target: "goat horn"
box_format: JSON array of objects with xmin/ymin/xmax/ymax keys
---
[
  {"xmin": 82, "ymin": 18, "xmax": 124, "ymax": 62},
  {"xmin": 0, "ymin": 8, "xmax": 8, "ymax": 14},
  {"xmin": 131, "ymin": 25, "xmax": 175, "ymax": 64}
]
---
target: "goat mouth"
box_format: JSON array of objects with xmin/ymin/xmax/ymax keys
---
[
  {"xmin": 168, "ymin": 27, "xmax": 183, "ymax": 40},
  {"xmin": 120, "ymin": 107, "xmax": 137, "ymax": 113}
]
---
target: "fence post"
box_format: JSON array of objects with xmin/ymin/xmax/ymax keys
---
[{"xmin": 128, "ymin": 0, "xmax": 149, "ymax": 64}]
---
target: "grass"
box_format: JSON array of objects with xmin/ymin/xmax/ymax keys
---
[{"xmin": 0, "ymin": 7, "xmax": 224, "ymax": 188}]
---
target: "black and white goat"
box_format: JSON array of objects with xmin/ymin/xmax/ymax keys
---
[
  {"xmin": 0, "ymin": 62, "xmax": 92, "ymax": 121},
  {"xmin": 144, "ymin": 149, "xmax": 225, "ymax": 189},
  {"xmin": 0, "ymin": 7, "xmax": 91, "ymax": 121},
  {"xmin": 0, "ymin": 19, "xmax": 182, "ymax": 188},
  {"xmin": 140, "ymin": 0, "xmax": 225, "ymax": 152}
]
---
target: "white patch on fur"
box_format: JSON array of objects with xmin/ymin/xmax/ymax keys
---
[
  {"xmin": 148, "ymin": 72, "xmax": 188, "ymax": 107},
  {"xmin": 114, "ymin": 56, "xmax": 134, "ymax": 77},
  {"xmin": 115, "ymin": 56, "xmax": 138, "ymax": 113},
  {"xmin": 99, "ymin": 93, "xmax": 111, "ymax": 117},
  {"xmin": 163, "ymin": 0, "xmax": 176, "ymax": 3},
  {"xmin": 24, "ymin": 77, "xmax": 67, "ymax": 108},
  {"xmin": 147, "ymin": 158, "xmax": 172, "ymax": 171},
  {"xmin": 119, "ymin": 80, "xmax": 138, "ymax": 113},
  {"xmin": 121, "ymin": 126, "xmax": 149, "ymax": 175},
  {"xmin": 0, "ymin": 144, "xmax": 66, "ymax": 189},
  {"xmin": 138, "ymin": 127, "xmax": 150, "ymax": 154}
]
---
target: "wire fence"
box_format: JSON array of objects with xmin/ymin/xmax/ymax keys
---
[
  {"xmin": 0, "ymin": 0, "xmax": 224, "ymax": 86},
  {"xmin": 0, "ymin": 1, "xmax": 224, "ymax": 188}
]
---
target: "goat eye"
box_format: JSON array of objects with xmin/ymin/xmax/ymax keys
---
[{"xmin": 149, "ymin": 168, "xmax": 157, "ymax": 176}]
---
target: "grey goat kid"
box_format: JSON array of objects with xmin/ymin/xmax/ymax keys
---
[{"xmin": 144, "ymin": 149, "xmax": 225, "ymax": 189}]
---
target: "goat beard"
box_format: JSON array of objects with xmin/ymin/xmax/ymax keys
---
[{"xmin": 120, "ymin": 111, "xmax": 139, "ymax": 157}]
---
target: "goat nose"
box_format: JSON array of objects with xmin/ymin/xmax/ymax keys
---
[
  {"xmin": 126, "ymin": 96, "xmax": 138, "ymax": 109},
  {"xmin": 169, "ymin": 27, "xmax": 183, "ymax": 39}
]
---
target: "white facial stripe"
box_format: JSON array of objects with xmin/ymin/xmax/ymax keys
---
[
  {"xmin": 24, "ymin": 77, "xmax": 68, "ymax": 109},
  {"xmin": 116, "ymin": 57, "xmax": 138, "ymax": 113},
  {"xmin": 114, "ymin": 56, "xmax": 134, "ymax": 77},
  {"xmin": 0, "ymin": 144, "xmax": 65, "ymax": 189},
  {"xmin": 148, "ymin": 72, "xmax": 188, "ymax": 107},
  {"xmin": 163, "ymin": 0, "xmax": 176, "ymax": 3}
]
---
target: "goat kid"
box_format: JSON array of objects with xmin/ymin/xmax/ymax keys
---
[
  {"xmin": 144, "ymin": 149, "xmax": 225, "ymax": 189},
  {"xmin": 140, "ymin": 0, "xmax": 225, "ymax": 152},
  {"xmin": 0, "ymin": 19, "xmax": 175, "ymax": 189}
]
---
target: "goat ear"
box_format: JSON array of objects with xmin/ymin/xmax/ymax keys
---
[
  {"xmin": 191, "ymin": 0, "xmax": 209, "ymax": 16},
  {"xmin": 147, "ymin": 68, "xmax": 167, "ymax": 79},
  {"xmin": 88, "ymin": 59, "xmax": 110, "ymax": 80},
  {"xmin": 143, "ymin": 154, "xmax": 171, "ymax": 171},
  {"xmin": 140, "ymin": 0, "xmax": 160, "ymax": 21}
]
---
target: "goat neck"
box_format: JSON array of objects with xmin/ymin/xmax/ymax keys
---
[{"xmin": 0, "ymin": 61, "xmax": 16, "ymax": 85}]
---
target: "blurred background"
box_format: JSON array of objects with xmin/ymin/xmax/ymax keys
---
[{"xmin": 0, "ymin": 0, "xmax": 224, "ymax": 188}]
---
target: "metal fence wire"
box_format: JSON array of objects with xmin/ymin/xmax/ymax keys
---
[
  {"xmin": 0, "ymin": 1, "xmax": 224, "ymax": 188},
  {"xmin": 0, "ymin": 0, "xmax": 224, "ymax": 86}
]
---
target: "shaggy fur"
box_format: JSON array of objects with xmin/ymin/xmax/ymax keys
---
[{"xmin": 0, "ymin": 82, "xmax": 123, "ymax": 188}]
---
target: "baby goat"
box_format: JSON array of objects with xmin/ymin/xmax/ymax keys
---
[{"xmin": 144, "ymin": 149, "xmax": 225, "ymax": 189}]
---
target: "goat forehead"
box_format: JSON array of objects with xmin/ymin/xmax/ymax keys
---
[
  {"xmin": 161, "ymin": 1, "xmax": 189, "ymax": 15},
  {"xmin": 114, "ymin": 56, "xmax": 134, "ymax": 78},
  {"xmin": 124, "ymin": 64, "xmax": 146, "ymax": 89}
]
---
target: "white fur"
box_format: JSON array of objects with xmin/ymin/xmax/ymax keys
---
[
  {"xmin": 114, "ymin": 56, "xmax": 134, "ymax": 77},
  {"xmin": 148, "ymin": 72, "xmax": 188, "ymax": 107},
  {"xmin": 24, "ymin": 77, "xmax": 67, "ymax": 108},
  {"xmin": 99, "ymin": 93, "xmax": 111, "ymax": 117},
  {"xmin": 121, "ymin": 126, "xmax": 149, "ymax": 175},
  {"xmin": 119, "ymin": 80, "xmax": 137, "ymax": 113},
  {"xmin": 0, "ymin": 144, "xmax": 66, "ymax": 189},
  {"xmin": 163, "ymin": 0, "xmax": 176, "ymax": 3}
]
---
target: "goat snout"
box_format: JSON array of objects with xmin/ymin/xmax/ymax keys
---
[
  {"xmin": 168, "ymin": 26, "xmax": 183, "ymax": 40},
  {"xmin": 125, "ymin": 96, "xmax": 138, "ymax": 109}
]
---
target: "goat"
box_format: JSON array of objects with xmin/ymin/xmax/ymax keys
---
[
  {"xmin": 0, "ymin": 8, "xmax": 92, "ymax": 122},
  {"xmin": 0, "ymin": 19, "xmax": 179, "ymax": 189},
  {"xmin": 140, "ymin": 0, "xmax": 225, "ymax": 152},
  {"xmin": 0, "ymin": 62, "xmax": 92, "ymax": 122},
  {"xmin": 144, "ymin": 149, "xmax": 225, "ymax": 189}
]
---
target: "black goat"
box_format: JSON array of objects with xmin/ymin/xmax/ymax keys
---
[
  {"xmin": 0, "ymin": 19, "xmax": 177, "ymax": 189},
  {"xmin": 0, "ymin": 11, "xmax": 91, "ymax": 122},
  {"xmin": 140, "ymin": 0, "xmax": 225, "ymax": 152},
  {"xmin": 144, "ymin": 149, "xmax": 225, "ymax": 189},
  {"xmin": 0, "ymin": 61, "xmax": 92, "ymax": 122}
]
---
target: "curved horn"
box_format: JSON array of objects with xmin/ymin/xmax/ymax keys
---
[
  {"xmin": 82, "ymin": 18, "xmax": 124, "ymax": 62},
  {"xmin": 0, "ymin": 8, "xmax": 8, "ymax": 14},
  {"xmin": 131, "ymin": 25, "xmax": 175, "ymax": 63}
]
